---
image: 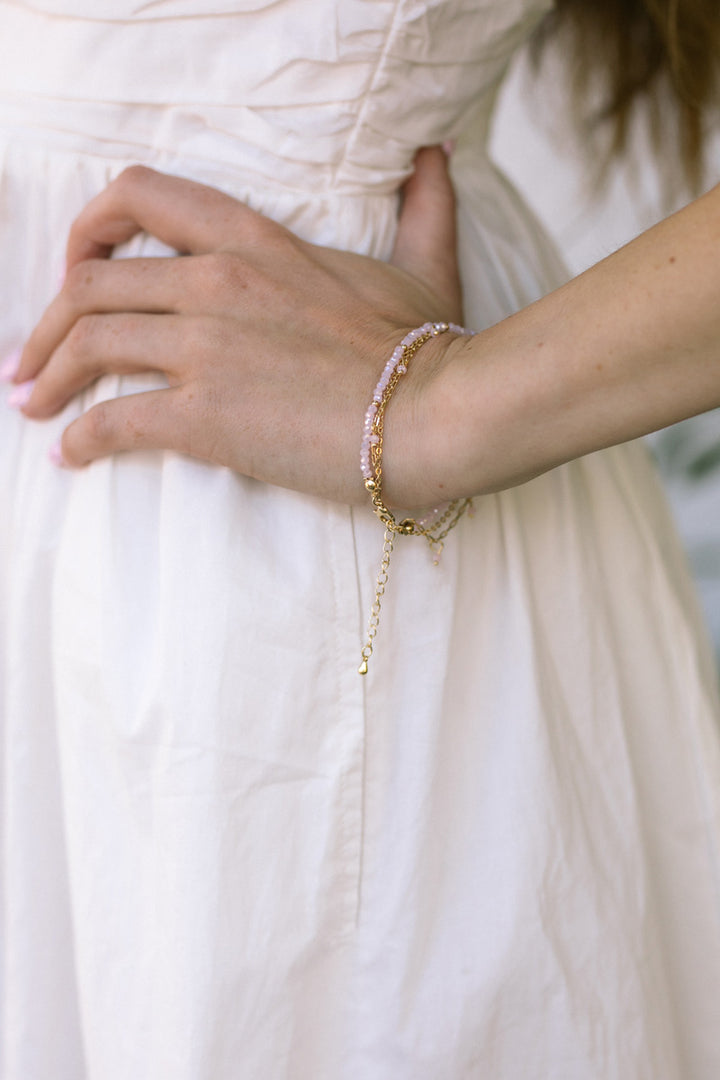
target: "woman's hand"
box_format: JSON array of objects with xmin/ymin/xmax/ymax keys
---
[
  {"xmin": 9, "ymin": 147, "xmax": 465, "ymax": 506},
  {"xmin": 10, "ymin": 149, "xmax": 720, "ymax": 507}
]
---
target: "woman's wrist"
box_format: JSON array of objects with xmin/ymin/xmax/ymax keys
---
[{"xmin": 378, "ymin": 329, "xmax": 478, "ymax": 509}]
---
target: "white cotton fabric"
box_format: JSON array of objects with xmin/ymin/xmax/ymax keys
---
[{"xmin": 1, "ymin": 1, "xmax": 720, "ymax": 1077}]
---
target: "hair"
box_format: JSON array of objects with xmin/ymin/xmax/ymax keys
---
[{"xmin": 533, "ymin": 0, "xmax": 720, "ymax": 193}]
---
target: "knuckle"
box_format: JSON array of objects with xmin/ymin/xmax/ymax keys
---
[
  {"xmin": 240, "ymin": 211, "xmax": 270, "ymax": 247},
  {"xmin": 84, "ymin": 400, "xmax": 114, "ymax": 448},
  {"xmin": 182, "ymin": 315, "xmax": 230, "ymax": 366},
  {"xmin": 260, "ymin": 223, "xmax": 295, "ymax": 256},
  {"xmin": 64, "ymin": 260, "xmax": 102, "ymax": 307},
  {"xmin": 113, "ymin": 163, "xmax": 153, "ymax": 194},
  {"xmin": 244, "ymin": 215, "xmax": 295, "ymax": 260},
  {"xmin": 66, "ymin": 314, "xmax": 100, "ymax": 362},
  {"xmin": 196, "ymin": 251, "xmax": 249, "ymax": 300},
  {"xmin": 179, "ymin": 381, "xmax": 223, "ymax": 460}
]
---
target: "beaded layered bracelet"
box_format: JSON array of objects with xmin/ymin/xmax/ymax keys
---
[{"xmin": 358, "ymin": 320, "xmax": 475, "ymax": 675}]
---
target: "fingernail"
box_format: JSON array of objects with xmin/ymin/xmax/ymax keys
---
[
  {"xmin": 56, "ymin": 265, "xmax": 66, "ymax": 292},
  {"xmin": 8, "ymin": 379, "xmax": 35, "ymax": 408},
  {"xmin": 442, "ymin": 139, "xmax": 456, "ymax": 158},
  {"xmin": 0, "ymin": 348, "xmax": 21, "ymax": 383},
  {"xmin": 48, "ymin": 440, "xmax": 67, "ymax": 468}
]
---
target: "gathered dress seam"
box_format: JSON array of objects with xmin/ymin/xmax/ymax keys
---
[{"xmin": 330, "ymin": 0, "xmax": 405, "ymax": 191}]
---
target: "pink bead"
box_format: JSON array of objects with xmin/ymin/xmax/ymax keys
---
[{"xmin": 360, "ymin": 321, "xmax": 474, "ymax": 517}]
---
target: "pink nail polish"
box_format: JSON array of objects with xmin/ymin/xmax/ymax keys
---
[
  {"xmin": 8, "ymin": 379, "xmax": 35, "ymax": 408},
  {"xmin": 48, "ymin": 440, "xmax": 67, "ymax": 467},
  {"xmin": 0, "ymin": 348, "xmax": 21, "ymax": 383},
  {"xmin": 442, "ymin": 139, "xmax": 456, "ymax": 157}
]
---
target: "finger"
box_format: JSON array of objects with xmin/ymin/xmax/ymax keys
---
[
  {"xmin": 391, "ymin": 146, "xmax": 463, "ymax": 320},
  {"xmin": 18, "ymin": 257, "xmax": 188, "ymax": 383},
  {"xmin": 55, "ymin": 386, "xmax": 190, "ymax": 468},
  {"xmin": 21, "ymin": 313, "xmax": 193, "ymax": 419},
  {"xmin": 65, "ymin": 165, "xmax": 266, "ymax": 268}
]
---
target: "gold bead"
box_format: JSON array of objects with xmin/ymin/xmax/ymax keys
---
[{"xmin": 358, "ymin": 658, "xmax": 369, "ymax": 675}]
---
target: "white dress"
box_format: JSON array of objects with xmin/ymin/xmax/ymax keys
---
[{"xmin": 1, "ymin": 2, "xmax": 720, "ymax": 1077}]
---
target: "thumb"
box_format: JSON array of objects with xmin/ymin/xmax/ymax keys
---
[{"xmin": 391, "ymin": 145, "xmax": 463, "ymax": 322}]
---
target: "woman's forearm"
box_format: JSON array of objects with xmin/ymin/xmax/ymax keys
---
[{"xmin": 418, "ymin": 182, "xmax": 720, "ymax": 503}]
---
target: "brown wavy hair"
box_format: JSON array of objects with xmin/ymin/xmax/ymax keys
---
[{"xmin": 533, "ymin": 0, "xmax": 720, "ymax": 191}]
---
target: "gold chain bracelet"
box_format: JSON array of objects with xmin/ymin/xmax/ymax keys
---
[{"xmin": 358, "ymin": 321, "xmax": 475, "ymax": 675}]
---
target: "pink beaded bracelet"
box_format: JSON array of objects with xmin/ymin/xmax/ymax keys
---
[{"xmin": 358, "ymin": 320, "xmax": 475, "ymax": 675}]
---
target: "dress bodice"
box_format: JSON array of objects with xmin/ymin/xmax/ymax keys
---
[{"xmin": 0, "ymin": 0, "xmax": 551, "ymax": 194}]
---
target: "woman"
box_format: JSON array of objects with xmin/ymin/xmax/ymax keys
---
[{"xmin": 2, "ymin": 1, "xmax": 720, "ymax": 1078}]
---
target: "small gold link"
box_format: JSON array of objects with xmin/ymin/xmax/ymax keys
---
[
  {"xmin": 359, "ymin": 528, "xmax": 395, "ymax": 674},
  {"xmin": 359, "ymin": 322, "xmax": 475, "ymax": 674}
]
